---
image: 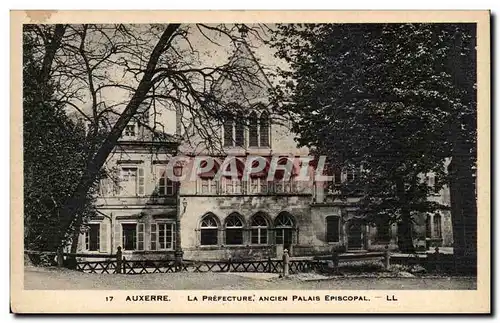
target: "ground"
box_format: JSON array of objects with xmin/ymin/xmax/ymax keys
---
[{"xmin": 24, "ymin": 266, "xmax": 476, "ymax": 290}]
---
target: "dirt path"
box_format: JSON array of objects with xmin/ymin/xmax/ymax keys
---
[{"xmin": 24, "ymin": 266, "xmax": 476, "ymax": 290}]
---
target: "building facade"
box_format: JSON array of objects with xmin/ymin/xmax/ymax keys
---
[{"xmin": 75, "ymin": 41, "xmax": 453, "ymax": 261}]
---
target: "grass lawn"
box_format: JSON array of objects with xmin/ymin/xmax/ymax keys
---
[{"xmin": 24, "ymin": 266, "xmax": 476, "ymax": 290}]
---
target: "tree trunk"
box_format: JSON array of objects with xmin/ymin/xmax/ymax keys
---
[
  {"xmin": 51, "ymin": 24, "xmax": 181, "ymax": 252},
  {"xmin": 395, "ymin": 177, "xmax": 415, "ymax": 253},
  {"xmin": 397, "ymin": 213, "xmax": 415, "ymax": 253},
  {"xmin": 448, "ymin": 152, "xmax": 477, "ymax": 273}
]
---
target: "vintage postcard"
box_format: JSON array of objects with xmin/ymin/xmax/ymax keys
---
[{"xmin": 10, "ymin": 10, "xmax": 490, "ymax": 314}]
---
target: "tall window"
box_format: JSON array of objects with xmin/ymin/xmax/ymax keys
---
[
  {"xmin": 235, "ymin": 121, "xmax": 245, "ymax": 147},
  {"xmin": 249, "ymin": 111, "xmax": 258, "ymax": 147},
  {"xmin": 122, "ymin": 223, "xmax": 137, "ymax": 251},
  {"xmin": 259, "ymin": 111, "xmax": 269, "ymax": 147},
  {"xmin": 223, "ymin": 120, "xmax": 233, "ymax": 147},
  {"xmin": 426, "ymin": 215, "xmax": 432, "ymax": 238},
  {"xmin": 150, "ymin": 223, "xmax": 175, "ymax": 250},
  {"xmin": 120, "ymin": 167, "xmax": 145, "ymax": 196},
  {"xmin": 157, "ymin": 167, "xmax": 175, "ymax": 196},
  {"xmin": 326, "ymin": 216, "xmax": 340, "ymax": 243},
  {"xmin": 345, "ymin": 166, "xmax": 358, "ymax": 182},
  {"xmin": 85, "ymin": 223, "xmax": 100, "ymax": 251},
  {"xmin": 376, "ymin": 221, "xmax": 391, "ymax": 242},
  {"xmin": 200, "ymin": 214, "xmax": 219, "ymax": 246},
  {"xmin": 274, "ymin": 212, "xmax": 295, "ymax": 245},
  {"xmin": 225, "ymin": 214, "xmax": 244, "ymax": 245},
  {"xmin": 251, "ymin": 214, "xmax": 268, "ymax": 245},
  {"xmin": 333, "ymin": 166, "xmax": 342, "ymax": 185},
  {"xmin": 433, "ymin": 214, "xmax": 442, "ymax": 238}
]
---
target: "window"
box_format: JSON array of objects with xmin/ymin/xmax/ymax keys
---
[
  {"xmin": 426, "ymin": 215, "xmax": 432, "ymax": 238},
  {"xmin": 433, "ymin": 214, "xmax": 442, "ymax": 238},
  {"xmin": 124, "ymin": 124, "xmax": 136, "ymax": 137},
  {"xmin": 201, "ymin": 178, "xmax": 218, "ymax": 194},
  {"xmin": 223, "ymin": 120, "xmax": 233, "ymax": 147},
  {"xmin": 235, "ymin": 121, "xmax": 245, "ymax": 147},
  {"xmin": 225, "ymin": 214, "xmax": 244, "ymax": 245},
  {"xmin": 85, "ymin": 223, "xmax": 100, "ymax": 251},
  {"xmin": 223, "ymin": 118, "xmax": 245, "ymax": 147},
  {"xmin": 333, "ymin": 166, "xmax": 342, "ymax": 185},
  {"xmin": 157, "ymin": 168, "xmax": 175, "ymax": 196},
  {"xmin": 251, "ymin": 214, "xmax": 268, "ymax": 245},
  {"xmin": 150, "ymin": 223, "xmax": 175, "ymax": 250},
  {"xmin": 200, "ymin": 214, "xmax": 219, "ymax": 246},
  {"xmin": 326, "ymin": 216, "xmax": 340, "ymax": 243},
  {"xmin": 120, "ymin": 167, "xmax": 145, "ymax": 196},
  {"xmin": 274, "ymin": 212, "xmax": 295, "ymax": 245},
  {"xmin": 122, "ymin": 223, "xmax": 137, "ymax": 251},
  {"xmin": 259, "ymin": 111, "xmax": 269, "ymax": 147},
  {"xmin": 249, "ymin": 112, "xmax": 258, "ymax": 146},
  {"xmin": 345, "ymin": 166, "xmax": 358, "ymax": 182},
  {"xmin": 376, "ymin": 221, "xmax": 391, "ymax": 242}
]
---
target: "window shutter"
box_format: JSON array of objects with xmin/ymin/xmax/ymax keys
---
[
  {"xmin": 77, "ymin": 232, "xmax": 85, "ymax": 252},
  {"xmin": 172, "ymin": 223, "xmax": 176, "ymax": 250},
  {"xmin": 137, "ymin": 223, "xmax": 145, "ymax": 250},
  {"xmin": 113, "ymin": 168, "xmax": 121, "ymax": 196},
  {"xmin": 100, "ymin": 222, "xmax": 108, "ymax": 253},
  {"xmin": 113, "ymin": 222, "xmax": 121, "ymax": 252},
  {"xmin": 138, "ymin": 168, "xmax": 145, "ymax": 196},
  {"xmin": 150, "ymin": 223, "xmax": 157, "ymax": 250}
]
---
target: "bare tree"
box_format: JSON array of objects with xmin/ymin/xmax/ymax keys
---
[{"xmin": 24, "ymin": 23, "xmax": 273, "ymax": 264}]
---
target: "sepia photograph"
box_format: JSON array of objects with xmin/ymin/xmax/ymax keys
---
[{"xmin": 10, "ymin": 10, "xmax": 490, "ymax": 314}]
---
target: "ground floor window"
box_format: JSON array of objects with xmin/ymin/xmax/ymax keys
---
[
  {"xmin": 225, "ymin": 214, "xmax": 244, "ymax": 245},
  {"xmin": 122, "ymin": 223, "xmax": 137, "ymax": 251},
  {"xmin": 433, "ymin": 214, "xmax": 442, "ymax": 238},
  {"xmin": 251, "ymin": 214, "xmax": 268, "ymax": 245},
  {"xmin": 150, "ymin": 223, "xmax": 175, "ymax": 250},
  {"xmin": 85, "ymin": 223, "xmax": 100, "ymax": 251},
  {"xmin": 200, "ymin": 214, "xmax": 219, "ymax": 246},
  {"xmin": 326, "ymin": 216, "xmax": 340, "ymax": 243},
  {"xmin": 376, "ymin": 221, "xmax": 391, "ymax": 242}
]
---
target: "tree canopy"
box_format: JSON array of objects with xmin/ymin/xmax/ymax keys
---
[{"xmin": 270, "ymin": 23, "xmax": 477, "ymax": 255}]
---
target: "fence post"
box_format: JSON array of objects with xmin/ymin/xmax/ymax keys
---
[
  {"xmin": 282, "ymin": 249, "xmax": 290, "ymax": 277},
  {"xmin": 122, "ymin": 256, "xmax": 127, "ymax": 274},
  {"xmin": 384, "ymin": 246, "xmax": 391, "ymax": 270},
  {"xmin": 115, "ymin": 247, "xmax": 122, "ymax": 274},
  {"xmin": 332, "ymin": 250, "xmax": 339, "ymax": 274},
  {"xmin": 267, "ymin": 257, "xmax": 272, "ymax": 273},
  {"xmin": 227, "ymin": 256, "xmax": 232, "ymax": 273}
]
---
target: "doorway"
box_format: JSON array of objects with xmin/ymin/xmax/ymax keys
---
[{"xmin": 347, "ymin": 220, "xmax": 365, "ymax": 250}]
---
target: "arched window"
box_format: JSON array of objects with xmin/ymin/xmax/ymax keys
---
[
  {"xmin": 248, "ymin": 111, "xmax": 258, "ymax": 147},
  {"xmin": 326, "ymin": 216, "xmax": 340, "ymax": 243},
  {"xmin": 426, "ymin": 215, "xmax": 432, "ymax": 238},
  {"xmin": 223, "ymin": 120, "xmax": 233, "ymax": 147},
  {"xmin": 274, "ymin": 212, "xmax": 295, "ymax": 249},
  {"xmin": 433, "ymin": 214, "xmax": 442, "ymax": 238},
  {"xmin": 259, "ymin": 111, "xmax": 269, "ymax": 147},
  {"xmin": 235, "ymin": 120, "xmax": 245, "ymax": 147},
  {"xmin": 225, "ymin": 214, "xmax": 244, "ymax": 245},
  {"xmin": 251, "ymin": 213, "xmax": 269, "ymax": 245},
  {"xmin": 200, "ymin": 214, "xmax": 219, "ymax": 246}
]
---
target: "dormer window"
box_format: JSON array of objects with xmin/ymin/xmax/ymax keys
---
[
  {"xmin": 223, "ymin": 109, "xmax": 271, "ymax": 148},
  {"xmin": 124, "ymin": 124, "xmax": 136, "ymax": 138}
]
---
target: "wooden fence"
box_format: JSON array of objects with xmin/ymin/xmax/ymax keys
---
[{"xmin": 27, "ymin": 247, "xmax": 460, "ymax": 275}]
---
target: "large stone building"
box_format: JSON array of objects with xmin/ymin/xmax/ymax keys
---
[{"xmin": 75, "ymin": 40, "xmax": 453, "ymax": 261}]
